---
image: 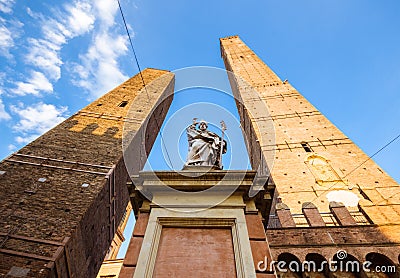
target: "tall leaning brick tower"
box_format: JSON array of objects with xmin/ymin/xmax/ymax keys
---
[{"xmin": 220, "ymin": 35, "xmax": 400, "ymax": 277}]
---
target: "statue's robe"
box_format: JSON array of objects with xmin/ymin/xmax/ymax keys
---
[{"xmin": 185, "ymin": 124, "xmax": 227, "ymax": 167}]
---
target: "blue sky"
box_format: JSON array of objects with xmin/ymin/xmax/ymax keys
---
[
  {"xmin": 1, "ymin": 0, "xmax": 399, "ymax": 259},
  {"xmin": 1, "ymin": 0, "xmax": 399, "ymax": 181},
  {"xmin": 143, "ymin": 68, "xmax": 252, "ymax": 171}
]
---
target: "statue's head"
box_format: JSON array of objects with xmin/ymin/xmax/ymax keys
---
[{"xmin": 199, "ymin": 120, "xmax": 208, "ymax": 131}]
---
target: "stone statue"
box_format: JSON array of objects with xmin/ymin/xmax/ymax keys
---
[{"xmin": 185, "ymin": 118, "xmax": 227, "ymax": 169}]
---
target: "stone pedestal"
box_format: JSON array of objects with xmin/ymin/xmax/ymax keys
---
[{"xmin": 122, "ymin": 170, "xmax": 275, "ymax": 277}]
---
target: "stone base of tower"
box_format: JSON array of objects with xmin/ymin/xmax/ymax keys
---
[{"xmin": 121, "ymin": 170, "xmax": 276, "ymax": 277}]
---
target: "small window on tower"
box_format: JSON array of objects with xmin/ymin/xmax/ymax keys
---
[
  {"xmin": 118, "ymin": 101, "xmax": 128, "ymax": 107},
  {"xmin": 301, "ymin": 142, "xmax": 313, "ymax": 152}
]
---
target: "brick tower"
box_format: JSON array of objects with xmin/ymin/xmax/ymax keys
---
[
  {"xmin": 220, "ymin": 35, "xmax": 400, "ymax": 277},
  {"xmin": 0, "ymin": 69, "xmax": 174, "ymax": 277}
]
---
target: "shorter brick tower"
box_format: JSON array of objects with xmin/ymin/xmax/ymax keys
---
[{"xmin": 0, "ymin": 69, "xmax": 174, "ymax": 277}]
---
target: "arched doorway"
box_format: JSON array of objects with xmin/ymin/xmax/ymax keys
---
[
  {"xmin": 304, "ymin": 253, "xmax": 329, "ymax": 278},
  {"xmin": 365, "ymin": 252, "xmax": 398, "ymax": 278},
  {"xmin": 276, "ymin": 253, "xmax": 302, "ymax": 278},
  {"xmin": 330, "ymin": 252, "xmax": 365, "ymax": 278}
]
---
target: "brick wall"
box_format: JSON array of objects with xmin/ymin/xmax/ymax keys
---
[
  {"xmin": 0, "ymin": 69, "xmax": 174, "ymax": 277},
  {"xmin": 220, "ymin": 36, "xmax": 400, "ymax": 219},
  {"xmin": 220, "ymin": 36, "xmax": 400, "ymax": 276}
]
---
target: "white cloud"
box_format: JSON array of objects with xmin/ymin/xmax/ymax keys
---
[
  {"xmin": 0, "ymin": 0, "xmax": 16, "ymax": 14},
  {"xmin": 15, "ymin": 135, "xmax": 40, "ymax": 145},
  {"xmin": 23, "ymin": 0, "xmax": 95, "ymax": 83},
  {"xmin": 8, "ymin": 144, "xmax": 16, "ymax": 151},
  {"xmin": 71, "ymin": 0, "xmax": 129, "ymax": 98},
  {"xmin": 10, "ymin": 0, "xmax": 128, "ymax": 99},
  {"xmin": 12, "ymin": 71, "xmax": 53, "ymax": 96},
  {"xmin": 8, "ymin": 0, "xmax": 129, "ymax": 99},
  {"xmin": 0, "ymin": 98, "xmax": 10, "ymax": 120},
  {"xmin": 0, "ymin": 24, "xmax": 13, "ymax": 57},
  {"xmin": 26, "ymin": 7, "xmax": 34, "ymax": 17},
  {"xmin": 11, "ymin": 102, "xmax": 68, "ymax": 137},
  {"xmin": 73, "ymin": 31, "xmax": 128, "ymax": 97},
  {"xmin": 66, "ymin": 1, "xmax": 95, "ymax": 36},
  {"xmin": 0, "ymin": 16, "xmax": 23, "ymax": 59},
  {"xmin": 94, "ymin": 0, "xmax": 118, "ymax": 27},
  {"xmin": 26, "ymin": 38, "xmax": 63, "ymax": 80}
]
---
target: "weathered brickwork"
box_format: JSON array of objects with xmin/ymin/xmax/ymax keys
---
[
  {"xmin": 221, "ymin": 36, "xmax": 400, "ymax": 277},
  {"xmin": 220, "ymin": 36, "xmax": 400, "ymax": 216},
  {"xmin": 0, "ymin": 69, "xmax": 174, "ymax": 277}
]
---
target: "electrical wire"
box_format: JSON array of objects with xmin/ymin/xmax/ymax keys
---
[
  {"xmin": 116, "ymin": 0, "xmax": 175, "ymax": 169},
  {"xmin": 342, "ymin": 133, "xmax": 400, "ymax": 180},
  {"xmin": 276, "ymin": 132, "xmax": 400, "ymax": 227}
]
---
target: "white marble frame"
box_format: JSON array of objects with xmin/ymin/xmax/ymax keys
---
[{"xmin": 134, "ymin": 208, "xmax": 256, "ymax": 278}]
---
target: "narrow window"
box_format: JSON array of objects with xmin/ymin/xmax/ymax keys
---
[
  {"xmin": 118, "ymin": 101, "xmax": 128, "ymax": 107},
  {"xmin": 301, "ymin": 142, "xmax": 312, "ymax": 152}
]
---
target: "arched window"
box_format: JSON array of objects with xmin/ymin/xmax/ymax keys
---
[{"xmin": 305, "ymin": 155, "xmax": 342, "ymax": 185}]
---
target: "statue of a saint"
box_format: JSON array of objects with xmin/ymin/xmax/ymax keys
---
[{"xmin": 185, "ymin": 118, "xmax": 227, "ymax": 169}]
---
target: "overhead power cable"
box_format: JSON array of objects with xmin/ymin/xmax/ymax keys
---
[
  {"xmin": 116, "ymin": 0, "xmax": 174, "ymax": 169},
  {"xmin": 116, "ymin": 0, "xmax": 151, "ymax": 103},
  {"xmin": 342, "ymin": 133, "xmax": 400, "ymax": 180}
]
